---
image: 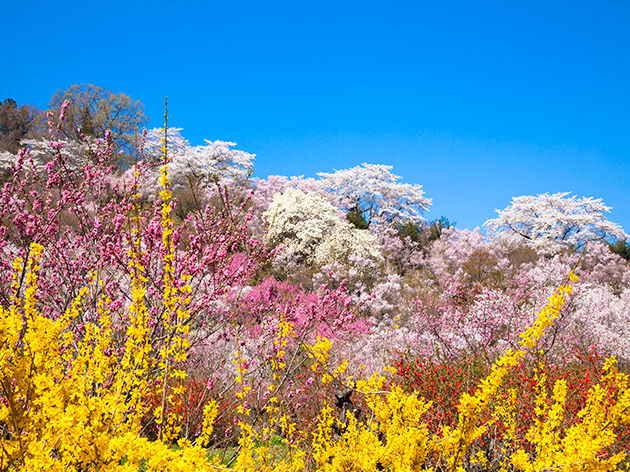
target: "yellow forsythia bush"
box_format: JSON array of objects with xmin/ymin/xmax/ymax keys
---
[
  {"xmin": 308, "ymin": 272, "xmax": 630, "ymax": 472},
  {"xmin": 0, "ymin": 243, "xmax": 220, "ymax": 471}
]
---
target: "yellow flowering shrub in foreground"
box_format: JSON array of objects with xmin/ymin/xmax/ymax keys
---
[
  {"xmin": 308, "ymin": 272, "xmax": 630, "ymax": 471},
  {"xmin": 0, "ymin": 243, "xmax": 219, "ymax": 471},
  {"xmin": 3, "ymin": 246, "xmax": 629, "ymax": 471}
]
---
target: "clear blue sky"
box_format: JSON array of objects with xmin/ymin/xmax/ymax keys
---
[{"xmin": 2, "ymin": 1, "xmax": 629, "ymax": 233}]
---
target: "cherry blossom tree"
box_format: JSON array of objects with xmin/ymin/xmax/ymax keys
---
[
  {"xmin": 317, "ymin": 163, "xmax": 432, "ymax": 227},
  {"xmin": 128, "ymin": 127, "xmax": 255, "ymax": 202},
  {"xmin": 20, "ymin": 137, "xmax": 98, "ymax": 173},
  {"xmin": 485, "ymin": 192, "xmax": 627, "ymax": 249},
  {"xmin": 0, "ymin": 150, "xmax": 16, "ymax": 181},
  {"xmin": 143, "ymin": 127, "xmax": 254, "ymax": 185}
]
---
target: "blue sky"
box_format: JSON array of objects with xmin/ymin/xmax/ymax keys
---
[{"xmin": 2, "ymin": 1, "xmax": 629, "ymax": 233}]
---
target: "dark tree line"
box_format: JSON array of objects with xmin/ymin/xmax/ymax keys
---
[{"xmin": 0, "ymin": 99, "xmax": 39, "ymax": 153}]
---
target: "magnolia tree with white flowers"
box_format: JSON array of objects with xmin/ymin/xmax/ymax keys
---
[
  {"xmin": 485, "ymin": 192, "xmax": 627, "ymax": 249},
  {"xmin": 248, "ymin": 175, "xmax": 329, "ymax": 237},
  {"xmin": 317, "ymin": 163, "xmax": 432, "ymax": 227},
  {"xmin": 264, "ymin": 188, "xmax": 343, "ymax": 263},
  {"xmin": 263, "ymin": 188, "xmax": 382, "ymax": 277}
]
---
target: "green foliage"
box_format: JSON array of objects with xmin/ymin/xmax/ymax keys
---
[
  {"xmin": 396, "ymin": 221, "xmax": 423, "ymax": 242},
  {"xmin": 346, "ymin": 207, "xmax": 369, "ymax": 229},
  {"xmin": 396, "ymin": 216, "xmax": 453, "ymax": 246},
  {"xmin": 609, "ymin": 239, "xmax": 630, "ymax": 261},
  {"xmin": 0, "ymin": 98, "xmax": 39, "ymax": 153},
  {"xmin": 429, "ymin": 216, "xmax": 452, "ymax": 240}
]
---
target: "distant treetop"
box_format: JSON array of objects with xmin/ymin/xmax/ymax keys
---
[
  {"xmin": 47, "ymin": 84, "xmax": 147, "ymax": 155},
  {"xmin": 485, "ymin": 192, "xmax": 627, "ymax": 249},
  {"xmin": 0, "ymin": 99, "xmax": 39, "ymax": 153},
  {"xmin": 317, "ymin": 163, "xmax": 432, "ymax": 227}
]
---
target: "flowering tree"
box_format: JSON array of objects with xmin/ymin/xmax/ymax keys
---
[
  {"xmin": 248, "ymin": 175, "xmax": 325, "ymax": 237},
  {"xmin": 0, "ymin": 150, "xmax": 16, "ymax": 181},
  {"xmin": 264, "ymin": 189, "xmax": 342, "ymax": 264},
  {"xmin": 485, "ymin": 192, "xmax": 627, "ymax": 249},
  {"xmin": 139, "ymin": 127, "xmax": 255, "ymax": 190},
  {"xmin": 19, "ymin": 137, "xmax": 97, "ymax": 173},
  {"xmin": 317, "ymin": 163, "xmax": 432, "ymax": 227},
  {"xmin": 263, "ymin": 188, "xmax": 382, "ymax": 279},
  {"xmin": 252, "ymin": 175, "xmax": 324, "ymax": 211}
]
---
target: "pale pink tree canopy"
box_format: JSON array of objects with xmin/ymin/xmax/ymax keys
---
[
  {"xmin": 317, "ymin": 163, "xmax": 432, "ymax": 227},
  {"xmin": 485, "ymin": 192, "xmax": 627, "ymax": 249},
  {"xmin": 142, "ymin": 127, "xmax": 255, "ymax": 187}
]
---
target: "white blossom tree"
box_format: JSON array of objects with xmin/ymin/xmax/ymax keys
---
[
  {"xmin": 485, "ymin": 192, "xmax": 627, "ymax": 249},
  {"xmin": 313, "ymin": 221, "xmax": 383, "ymax": 271},
  {"xmin": 317, "ymin": 163, "xmax": 432, "ymax": 227},
  {"xmin": 21, "ymin": 137, "xmax": 95, "ymax": 172},
  {"xmin": 0, "ymin": 150, "xmax": 16, "ymax": 181},
  {"xmin": 263, "ymin": 188, "xmax": 382, "ymax": 276},
  {"xmin": 141, "ymin": 127, "xmax": 255, "ymax": 188},
  {"xmin": 264, "ymin": 188, "xmax": 342, "ymax": 264},
  {"xmin": 142, "ymin": 126, "xmax": 191, "ymax": 160},
  {"xmin": 248, "ymin": 175, "xmax": 328, "ymax": 237},
  {"xmin": 0, "ymin": 137, "xmax": 104, "ymax": 182}
]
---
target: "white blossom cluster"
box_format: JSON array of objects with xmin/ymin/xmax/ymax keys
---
[
  {"xmin": 317, "ymin": 163, "xmax": 432, "ymax": 226},
  {"xmin": 21, "ymin": 138, "xmax": 98, "ymax": 172},
  {"xmin": 0, "ymin": 151, "xmax": 16, "ymax": 178},
  {"xmin": 263, "ymin": 188, "xmax": 382, "ymax": 275},
  {"xmin": 141, "ymin": 127, "xmax": 255, "ymax": 188},
  {"xmin": 485, "ymin": 192, "xmax": 627, "ymax": 249},
  {"xmin": 248, "ymin": 175, "xmax": 329, "ymax": 237}
]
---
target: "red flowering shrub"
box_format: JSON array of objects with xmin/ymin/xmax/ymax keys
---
[
  {"xmin": 392, "ymin": 353, "xmax": 490, "ymax": 435},
  {"xmin": 393, "ymin": 346, "xmax": 630, "ymax": 461}
]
